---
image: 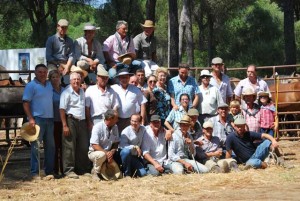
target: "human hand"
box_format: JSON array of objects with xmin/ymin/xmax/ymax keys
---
[
  {"xmin": 184, "ymin": 162, "xmax": 193, "ymax": 172},
  {"xmin": 63, "ymin": 125, "xmax": 70, "ymax": 136}
]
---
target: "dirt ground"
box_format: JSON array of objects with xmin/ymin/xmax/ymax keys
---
[{"xmin": 0, "ymin": 134, "xmax": 300, "ymax": 201}]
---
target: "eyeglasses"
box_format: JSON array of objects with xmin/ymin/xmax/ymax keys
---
[{"xmin": 259, "ymin": 96, "xmax": 268, "ymax": 99}]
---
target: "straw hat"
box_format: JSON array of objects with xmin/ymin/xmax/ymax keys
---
[
  {"xmin": 177, "ymin": 115, "xmax": 191, "ymax": 125},
  {"xmin": 70, "ymin": 65, "xmax": 88, "ymax": 78},
  {"xmin": 20, "ymin": 122, "xmax": 40, "ymax": 142},
  {"xmin": 76, "ymin": 60, "xmax": 90, "ymax": 70},
  {"xmin": 97, "ymin": 64, "xmax": 109, "ymax": 77},
  {"xmin": 117, "ymin": 52, "xmax": 135, "ymax": 65},
  {"xmin": 100, "ymin": 161, "xmax": 121, "ymax": 181},
  {"xmin": 140, "ymin": 20, "xmax": 155, "ymax": 28},
  {"xmin": 242, "ymin": 88, "xmax": 256, "ymax": 97}
]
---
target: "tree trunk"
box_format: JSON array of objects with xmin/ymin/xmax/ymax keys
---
[
  {"xmin": 207, "ymin": 13, "xmax": 214, "ymax": 66},
  {"xmin": 179, "ymin": 6, "xmax": 186, "ymax": 63},
  {"xmin": 146, "ymin": 0, "xmax": 156, "ymax": 21},
  {"xmin": 184, "ymin": 0, "xmax": 194, "ymax": 67},
  {"xmin": 168, "ymin": 0, "xmax": 179, "ymax": 76},
  {"xmin": 283, "ymin": 0, "xmax": 297, "ymax": 73}
]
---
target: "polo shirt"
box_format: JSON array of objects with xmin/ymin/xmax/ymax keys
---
[
  {"xmin": 210, "ymin": 73, "xmax": 233, "ymax": 103},
  {"xmin": 119, "ymin": 125, "xmax": 146, "ymax": 149},
  {"xmin": 234, "ymin": 77, "xmax": 270, "ymax": 98}
]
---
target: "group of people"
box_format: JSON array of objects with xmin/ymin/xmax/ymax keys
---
[{"xmin": 21, "ymin": 18, "xmax": 284, "ymax": 181}]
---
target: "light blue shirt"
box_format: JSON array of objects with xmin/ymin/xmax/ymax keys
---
[
  {"xmin": 22, "ymin": 78, "xmax": 53, "ymax": 118},
  {"xmin": 208, "ymin": 115, "xmax": 234, "ymax": 145},
  {"xmin": 168, "ymin": 75, "xmax": 200, "ymax": 107},
  {"xmin": 119, "ymin": 125, "xmax": 146, "ymax": 150},
  {"xmin": 165, "ymin": 105, "xmax": 187, "ymax": 130},
  {"xmin": 59, "ymin": 85, "xmax": 86, "ymax": 120},
  {"xmin": 89, "ymin": 120, "xmax": 119, "ymax": 151},
  {"xmin": 168, "ymin": 129, "xmax": 195, "ymax": 162},
  {"xmin": 210, "ymin": 73, "xmax": 233, "ymax": 103}
]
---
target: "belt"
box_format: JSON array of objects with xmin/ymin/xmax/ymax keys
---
[{"xmin": 67, "ymin": 114, "xmax": 82, "ymax": 121}]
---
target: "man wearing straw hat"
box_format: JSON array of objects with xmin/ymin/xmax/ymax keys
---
[
  {"xmin": 60, "ymin": 72, "xmax": 90, "ymax": 178},
  {"xmin": 46, "ymin": 19, "xmax": 74, "ymax": 75},
  {"xmin": 88, "ymin": 109, "xmax": 120, "ymax": 180},
  {"xmin": 85, "ymin": 65, "xmax": 119, "ymax": 131},
  {"xmin": 168, "ymin": 115, "xmax": 209, "ymax": 174},
  {"xmin": 74, "ymin": 22, "xmax": 105, "ymax": 72},
  {"xmin": 22, "ymin": 64, "xmax": 55, "ymax": 178},
  {"xmin": 133, "ymin": 20, "xmax": 158, "ymax": 77}
]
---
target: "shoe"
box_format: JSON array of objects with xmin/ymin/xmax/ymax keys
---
[
  {"xmin": 43, "ymin": 174, "xmax": 55, "ymax": 180},
  {"xmin": 30, "ymin": 174, "xmax": 41, "ymax": 181},
  {"xmin": 91, "ymin": 168, "xmax": 101, "ymax": 181},
  {"xmin": 229, "ymin": 161, "xmax": 240, "ymax": 172},
  {"xmin": 243, "ymin": 164, "xmax": 253, "ymax": 171},
  {"xmin": 220, "ymin": 161, "xmax": 230, "ymax": 173},
  {"xmin": 65, "ymin": 171, "xmax": 79, "ymax": 179},
  {"xmin": 210, "ymin": 166, "xmax": 222, "ymax": 173}
]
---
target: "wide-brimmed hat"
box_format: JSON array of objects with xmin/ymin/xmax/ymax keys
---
[
  {"xmin": 20, "ymin": 122, "xmax": 40, "ymax": 142},
  {"xmin": 58, "ymin": 19, "xmax": 69, "ymax": 27},
  {"xmin": 199, "ymin": 70, "xmax": 212, "ymax": 78},
  {"xmin": 218, "ymin": 102, "xmax": 229, "ymax": 108},
  {"xmin": 76, "ymin": 60, "xmax": 90, "ymax": 70},
  {"xmin": 100, "ymin": 161, "xmax": 121, "ymax": 181},
  {"xmin": 117, "ymin": 52, "xmax": 135, "ymax": 65},
  {"xmin": 83, "ymin": 22, "xmax": 100, "ymax": 31},
  {"xmin": 203, "ymin": 121, "xmax": 213, "ymax": 129},
  {"xmin": 140, "ymin": 20, "xmax": 155, "ymax": 28},
  {"xmin": 97, "ymin": 64, "xmax": 108, "ymax": 77},
  {"xmin": 242, "ymin": 88, "xmax": 256, "ymax": 97},
  {"xmin": 177, "ymin": 115, "xmax": 191, "ymax": 125},
  {"xmin": 234, "ymin": 115, "xmax": 246, "ymax": 125},
  {"xmin": 211, "ymin": 57, "xmax": 224, "ymax": 65},
  {"xmin": 187, "ymin": 108, "xmax": 199, "ymax": 116},
  {"xmin": 258, "ymin": 91, "xmax": 270, "ymax": 97},
  {"xmin": 116, "ymin": 68, "xmax": 133, "ymax": 77},
  {"xmin": 70, "ymin": 65, "xmax": 88, "ymax": 78}
]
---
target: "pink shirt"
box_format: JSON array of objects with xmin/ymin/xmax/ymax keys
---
[
  {"xmin": 103, "ymin": 33, "xmax": 135, "ymax": 62},
  {"xmin": 260, "ymin": 104, "xmax": 275, "ymax": 129},
  {"xmin": 242, "ymin": 106, "xmax": 261, "ymax": 133}
]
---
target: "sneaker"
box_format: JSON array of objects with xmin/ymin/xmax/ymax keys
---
[
  {"xmin": 91, "ymin": 168, "xmax": 101, "ymax": 181},
  {"xmin": 220, "ymin": 161, "xmax": 230, "ymax": 173},
  {"xmin": 30, "ymin": 174, "xmax": 41, "ymax": 181},
  {"xmin": 210, "ymin": 166, "xmax": 222, "ymax": 173},
  {"xmin": 229, "ymin": 161, "xmax": 240, "ymax": 172},
  {"xmin": 65, "ymin": 171, "xmax": 79, "ymax": 179}
]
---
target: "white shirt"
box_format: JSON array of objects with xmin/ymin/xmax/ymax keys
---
[
  {"xmin": 111, "ymin": 84, "xmax": 147, "ymax": 118},
  {"xmin": 85, "ymin": 85, "xmax": 119, "ymax": 118},
  {"xmin": 141, "ymin": 125, "xmax": 167, "ymax": 165},
  {"xmin": 234, "ymin": 77, "xmax": 270, "ymax": 97},
  {"xmin": 198, "ymin": 84, "xmax": 223, "ymax": 115}
]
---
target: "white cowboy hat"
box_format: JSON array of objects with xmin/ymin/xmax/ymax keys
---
[
  {"xmin": 83, "ymin": 22, "xmax": 100, "ymax": 31},
  {"xmin": 100, "ymin": 161, "xmax": 121, "ymax": 181},
  {"xmin": 70, "ymin": 65, "xmax": 88, "ymax": 78},
  {"xmin": 20, "ymin": 122, "xmax": 40, "ymax": 142}
]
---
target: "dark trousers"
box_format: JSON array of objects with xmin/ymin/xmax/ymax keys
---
[
  {"xmin": 54, "ymin": 121, "xmax": 63, "ymax": 174},
  {"xmin": 62, "ymin": 117, "xmax": 91, "ymax": 175}
]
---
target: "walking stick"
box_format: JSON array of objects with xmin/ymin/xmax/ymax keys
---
[
  {"xmin": 188, "ymin": 144, "xmax": 200, "ymax": 174},
  {"xmin": 274, "ymin": 72, "xmax": 279, "ymax": 139}
]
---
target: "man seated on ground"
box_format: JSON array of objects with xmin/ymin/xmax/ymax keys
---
[
  {"xmin": 119, "ymin": 114, "xmax": 147, "ymax": 177},
  {"xmin": 141, "ymin": 115, "xmax": 172, "ymax": 176},
  {"xmin": 187, "ymin": 108, "xmax": 202, "ymax": 140},
  {"xmin": 88, "ymin": 109, "xmax": 120, "ymax": 180},
  {"xmin": 226, "ymin": 116, "xmax": 281, "ymax": 169},
  {"xmin": 168, "ymin": 115, "xmax": 209, "ymax": 174},
  {"xmin": 195, "ymin": 121, "xmax": 238, "ymax": 173}
]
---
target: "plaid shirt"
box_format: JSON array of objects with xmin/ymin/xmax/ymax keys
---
[
  {"xmin": 260, "ymin": 104, "xmax": 276, "ymax": 129},
  {"xmin": 242, "ymin": 104, "xmax": 261, "ymax": 133},
  {"xmin": 165, "ymin": 105, "xmax": 187, "ymax": 130}
]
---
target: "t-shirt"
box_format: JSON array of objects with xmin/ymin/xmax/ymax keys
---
[{"xmin": 226, "ymin": 131, "xmax": 262, "ymax": 163}]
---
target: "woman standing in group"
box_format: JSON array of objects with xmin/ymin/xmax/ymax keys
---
[
  {"xmin": 143, "ymin": 75, "xmax": 158, "ymax": 124},
  {"xmin": 152, "ymin": 67, "xmax": 171, "ymax": 126},
  {"xmin": 49, "ymin": 70, "xmax": 64, "ymax": 175}
]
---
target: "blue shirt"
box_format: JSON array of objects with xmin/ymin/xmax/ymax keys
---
[
  {"xmin": 168, "ymin": 75, "xmax": 200, "ymax": 107},
  {"xmin": 59, "ymin": 85, "xmax": 86, "ymax": 120},
  {"xmin": 22, "ymin": 78, "xmax": 53, "ymax": 118},
  {"xmin": 46, "ymin": 33, "xmax": 74, "ymax": 63},
  {"xmin": 165, "ymin": 106, "xmax": 187, "ymax": 130},
  {"xmin": 53, "ymin": 87, "xmax": 64, "ymax": 122},
  {"xmin": 226, "ymin": 131, "xmax": 262, "ymax": 163}
]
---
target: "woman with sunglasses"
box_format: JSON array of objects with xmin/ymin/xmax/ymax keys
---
[{"xmin": 143, "ymin": 75, "xmax": 158, "ymax": 124}]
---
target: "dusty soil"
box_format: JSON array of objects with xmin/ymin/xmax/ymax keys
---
[{"xmin": 0, "ymin": 132, "xmax": 299, "ymax": 201}]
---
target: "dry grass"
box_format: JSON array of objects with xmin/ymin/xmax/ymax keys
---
[{"xmin": 0, "ymin": 141, "xmax": 299, "ymax": 201}]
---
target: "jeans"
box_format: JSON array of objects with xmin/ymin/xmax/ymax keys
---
[
  {"xmin": 120, "ymin": 148, "xmax": 147, "ymax": 177},
  {"xmin": 246, "ymin": 140, "xmax": 271, "ymax": 168},
  {"xmin": 260, "ymin": 128, "xmax": 274, "ymax": 137},
  {"xmin": 170, "ymin": 159, "xmax": 209, "ymax": 174},
  {"xmin": 30, "ymin": 117, "xmax": 55, "ymax": 175},
  {"xmin": 146, "ymin": 163, "xmax": 171, "ymax": 176}
]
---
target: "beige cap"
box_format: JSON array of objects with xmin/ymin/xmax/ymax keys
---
[
  {"xmin": 211, "ymin": 57, "xmax": 223, "ymax": 65},
  {"xmin": 97, "ymin": 64, "xmax": 109, "ymax": 77},
  {"xmin": 58, "ymin": 19, "xmax": 69, "ymax": 27},
  {"xmin": 203, "ymin": 121, "xmax": 213, "ymax": 129}
]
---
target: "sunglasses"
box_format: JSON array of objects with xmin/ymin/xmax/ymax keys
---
[{"xmin": 149, "ymin": 80, "xmax": 157, "ymax": 83}]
